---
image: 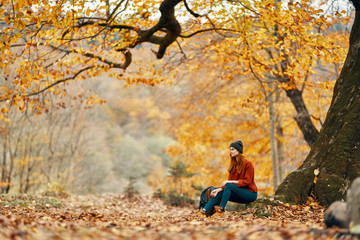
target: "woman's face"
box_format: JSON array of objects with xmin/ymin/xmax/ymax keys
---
[{"xmin": 230, "ymin": 147, "xmax": 240, "ymax": 158}]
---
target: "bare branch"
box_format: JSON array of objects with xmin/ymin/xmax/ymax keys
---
[
  {"xmin": 0, "ymin": 50, "xmax": 132, "ymax": 102},
  {"xmin": 26, "ymin": 52, "xmax": 131, "ymax": 97},
  {"xmin": 107, "ymin": 0, "xmax": 130, "ymax": 24},
  {"xmin": 26, "ymin": 66, "xmax": 94, "ymax": 97},
  {"xmin": 49, "ymin": 45, "xmax": 132, "ymax": 70},
  {"xmin": 183, "ymin": 0, "xmax": 201, "ymax": 17},
  {"xmin": 180, "ymin": 28, "xmax": 239, "ymax": 38},
  {"xmin": 227, "ymin": 0, "xmax": 261, "ymax": 17},
  {"xmin": 310, "ymin": 115, "xmax": 323, "ymax": 126},
  {"xmin": 107, "ymin": 0, "xmax": 127, "ymax": 21}
]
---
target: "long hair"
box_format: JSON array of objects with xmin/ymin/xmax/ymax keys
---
[{"xmin": 228, "ymin": 153, "xmax": 245, "ymax": 174}]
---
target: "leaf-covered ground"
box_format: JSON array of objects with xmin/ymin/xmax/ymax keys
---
[{"xmin": 0, "ymin": 194, "xmax": 358, "ymax": 240}]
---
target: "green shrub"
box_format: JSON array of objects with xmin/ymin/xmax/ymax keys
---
[
  {"xmin": 164, "ymin": 190, "xmax": 194, "ymax": 207},
  {"xmin": 124, "ymin": 177, "xmax": 139, "ymax": 199},
  {"xmin": 153, "ymin": 188, "xmax": 164, "ymax": 199}
]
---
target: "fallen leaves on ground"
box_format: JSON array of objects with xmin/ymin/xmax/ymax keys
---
[{"xmin": 0, "ymin": 194, "xmax": 358, "ymax": 240}]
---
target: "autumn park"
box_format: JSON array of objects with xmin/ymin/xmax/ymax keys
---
[{"xmin": 0, "ymin": 0, "xmax": 360, "ymax": 239}]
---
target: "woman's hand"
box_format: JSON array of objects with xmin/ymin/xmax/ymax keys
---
[{"xmin": 210, "ymin": 188, "xmax": 223, "ymax": 197}]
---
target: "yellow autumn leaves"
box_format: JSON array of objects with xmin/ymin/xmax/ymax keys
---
[{"xmin": 0, "ymin": 0, "xmax": 352, "ymax": 197}]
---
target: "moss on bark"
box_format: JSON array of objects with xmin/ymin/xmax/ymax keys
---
[
  {"xmin": 315, "ymin": 174, "xmax": 348, "ymax": 206},
  {"xmin": 275, "ymin": 167, "xmax": 315, "ymax": 204}
]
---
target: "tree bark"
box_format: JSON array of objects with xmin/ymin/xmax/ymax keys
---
[
  {"xmin": 284, "ymin": 87, "xmax": 319, "ymax": 147},
  {"xmin": 268, "ymin": 82, "xmax": 281, "ymax": 190},
  {"xmin": 276, "ymin": 87, "xmax": 285, "ymax": 182},
  {"xmin": 276, "ymin": 0, "xmax": 360, "ymax": 206}
]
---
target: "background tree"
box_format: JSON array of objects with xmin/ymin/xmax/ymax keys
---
[
  {"xmin": 0, "ymin": 93, "xmax": 90, "ymax": 193},
  {"xmin": 163, "ymin": 0, "xmax": 351, "ymax": 194},
  {"xmin": 276, "ymin": 0, "xmax": 360, "ymax": 206}
]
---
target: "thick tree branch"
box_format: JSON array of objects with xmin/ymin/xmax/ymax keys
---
[
  {"xmin": 137, "ymin": 0, "xmax": 182, "ymax": 59},
  {"xmin": 61, "ymin": 20, "xmax": 134, "ymax": 39},
  {"xmin": 61, "ymin": 0, "xmax": 239, "ymax": 62},
  {"xmin": 82, "ymin": 49, "xmax": 132, "ymax": 69}
]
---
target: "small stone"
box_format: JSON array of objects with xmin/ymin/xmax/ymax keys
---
[{"xmin": 324, "ymin": 201, "xmax": 349, "ymax": 228}]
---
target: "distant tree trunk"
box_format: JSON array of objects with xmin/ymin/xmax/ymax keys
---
[
  {"xmin": 1, "ymin": 134, "xmax": 8, "ymax": 194},
  {"xmin": 276, "ymin": 88, "xmax": 285, "ymax": 182},
  {"xmin": 276, "ymin": 0, "xmax": 360, "ymax": 206},
  {"xmin": 268, "ymin": 81, "xmax": 281, "ymax": 190}
]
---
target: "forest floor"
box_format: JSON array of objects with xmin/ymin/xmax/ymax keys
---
[{"xmin": 0, "ymin": 194, "xmax": 358, "ymax": 240}]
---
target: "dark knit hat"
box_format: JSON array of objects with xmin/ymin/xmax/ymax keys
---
[{"xmin": 230, "ymin": 140, "xmax": 243, "ymax": 154}]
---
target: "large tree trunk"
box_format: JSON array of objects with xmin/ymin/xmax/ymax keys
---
[{"xmin": 275, "ymin": 0, "xmax": 360, "ymax": 207}]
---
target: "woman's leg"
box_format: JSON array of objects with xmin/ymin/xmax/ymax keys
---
[
  {"xmin": 219, "ymin": 183, "xmax": 257, "ymax": 209},
  {"xmin": 203, "ymin": 191, "xmax": 223, "ymax": 212}
]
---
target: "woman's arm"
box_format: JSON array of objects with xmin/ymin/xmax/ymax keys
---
[{"xmin": 220, "ymin": 180, "xmax": 240, "ymax": 187}]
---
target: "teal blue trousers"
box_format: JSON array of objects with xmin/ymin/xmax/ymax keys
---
[{"xmin": 203, "ymin": 183, "xmax": 257, "ymax": 211}]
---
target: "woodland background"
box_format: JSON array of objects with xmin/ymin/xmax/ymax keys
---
[{"xmin": 0, "ymin": 0, "xmax": 356, "ymax": 205}]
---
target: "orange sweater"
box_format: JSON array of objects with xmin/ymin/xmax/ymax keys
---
[{"xmin": 222, "ymin": 159, "xmax": 258, "ymax": 193}]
